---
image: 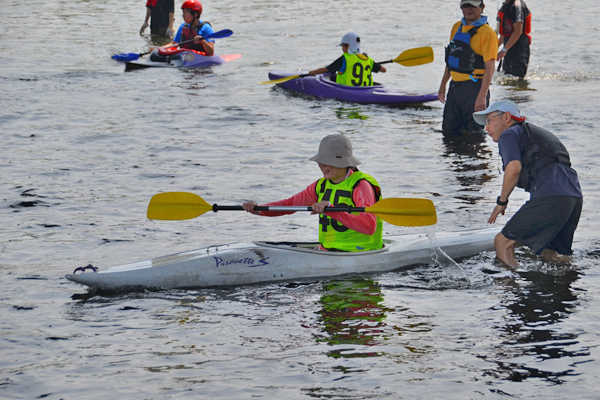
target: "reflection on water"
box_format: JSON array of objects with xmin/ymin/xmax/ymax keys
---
[
  {"xmin": 487, "ymin": 265, "xmax": 590, "ymax": 383},
  {"xmin": 335, "ymin": 107, "xmax": 370, "ymax": 120},
  {"xmin": 316, "ymin": 278, "xmax": 388, "ymax": 358},
  {"xmin": 145, "ymin": 35, "xmax": 173, "ymax": 47},
  {"xmin": 496, "ymin": 76, "xmax": 535, "ymax": 106},
  {"xmin": 442, "ymin": 131, "xmax": 493, "ymax": 204}
]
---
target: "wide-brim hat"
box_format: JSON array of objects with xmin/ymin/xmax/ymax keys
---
[
  {"xmin": 337, "ymin": 32, "xmax": 360, "ymax": 54},
  {"xmin": 473, "ymin": 99, "xmax": 523, "ymax": 126},
  {"xmin": 309, "ymin": 134, "xmax": 362, "ymax": 168}
]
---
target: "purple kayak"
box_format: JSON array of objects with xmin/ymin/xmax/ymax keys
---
[{"xmin": 268, "ymin": 71, "xmax": 438, "ymax": 105}]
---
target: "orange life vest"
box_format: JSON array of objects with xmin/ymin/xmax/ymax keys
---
[
  {"xmin": 497, "ymin": 3, "xmax": 532, "ymax": 43},
  {"xmin": 180, "ymin": 22, "xmax": 210, "ymax": 52}
]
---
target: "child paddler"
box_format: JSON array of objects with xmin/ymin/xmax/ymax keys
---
[
  {"xmin": 151, "ymin": 0, "xmax": 215, "ymax": 61},
  {"xmin": 242, "ymin": 134, "xmax": 383, "ymax": 252},
  {"xmin": 308, "ymin": 32, "xmax": 386, "ymax": 87}
]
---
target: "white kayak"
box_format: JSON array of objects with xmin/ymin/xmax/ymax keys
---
[{"xmin": 65, "ymin": 227, "xmax": 500, "ymax": 290}]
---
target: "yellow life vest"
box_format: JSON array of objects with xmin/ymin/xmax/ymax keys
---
[
  {"xmin": 316, "ymin": 171, "xmax": 383, "ymax": 251},
  {"xmin": 336, "ymin": 53, "xmax": 375, "ymax": 87}
]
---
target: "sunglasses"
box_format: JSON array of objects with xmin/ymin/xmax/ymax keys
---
[
  {"xmin": 485, "ymin": 112, "xmax": 503, "ymax": 125},
  {"xmin": 460, "ymin": 3, "xmax": 480, "ymax": 9}
]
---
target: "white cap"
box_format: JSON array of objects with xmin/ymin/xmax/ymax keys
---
[
  {"xmin": 337, "ymin": 32, "xmax": 360, "ymax": 54},
  {"xmin": 473, "ymin": 99, "xmax": 524, "ymax": 126},
  {"xmin": 460, "ymin": 0, "xmax": 483, "ymax": 6}
]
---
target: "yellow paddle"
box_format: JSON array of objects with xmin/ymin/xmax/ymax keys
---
[
  {"xmin": 147, "ymin": 192, "xmax": 437, "ymax": 227},
  {"xmin": 377, "ymin": 46, "xmax": 434, "ymax": 67},
  {"xmin": 257, "ymin": 46, "xmax": 434, "ymax": 85},
  {"xmin": 258, "ymin": 73, "xmax": 311, "ymax": 85}
]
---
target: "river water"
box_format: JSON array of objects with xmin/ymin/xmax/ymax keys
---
[{"xmin": 1, "ymin": 0, "xmax": 600, "ymax": 398}]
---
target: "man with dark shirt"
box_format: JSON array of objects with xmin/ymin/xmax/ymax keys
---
[
  {"xmin": 141, "ymin": 0, "xmax": 175, "ymax": 38},
  {"xmin": 497, "ymin": 0, "xmax": 532, "ymax": 78},
  {"xmin": 474, "ymin": 100, "xmax": 583, "ymax": 266}
]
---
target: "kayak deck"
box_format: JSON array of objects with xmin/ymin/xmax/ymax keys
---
[
  {"xmin": 268, "ymin": 70, "xmax": 438, "ymax": 105},
  {"xmin": 65, "ymin": 227, "xmax": 500, "ymax": 290},
  {"xmin": 125, "ymin": 53, "xmax": 242, "ymax": 70}
]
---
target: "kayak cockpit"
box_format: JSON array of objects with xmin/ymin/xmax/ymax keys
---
[
  {"xmin": 253, "ymin": 240, "xmax": 390, "ymax": 255},
  {"xmin": 316, "ymin": 74, "xmax": 385, "ymax": 91}
]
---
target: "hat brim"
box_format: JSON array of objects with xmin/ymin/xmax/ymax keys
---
[
  {"xmin": 309, "ymin": 153, "xmax": 362, "ymax": 168},
  {"xmin": 472, "ymin": 110, "xmax": 491, "ymax": 126},
  {"xmin": 461, "ymin": 0, "xmax": 483, "ymax": 6}
]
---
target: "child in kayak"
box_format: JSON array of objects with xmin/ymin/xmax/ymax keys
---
[
  {"xmin": 242, "ymin": 134, "xmax": 383, "ymax": 252},
  {"xmin": 150, "ymin": 0, "xmax": 215, "ymax": 61},
  {"xmin": 308, "ymin": 32, "xmax": 386, "ymax": 87}
]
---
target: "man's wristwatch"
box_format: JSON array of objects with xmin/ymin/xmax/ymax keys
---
[{"xmin": 496, "ymin": 196, "xmax": 508, "ymax": 206}]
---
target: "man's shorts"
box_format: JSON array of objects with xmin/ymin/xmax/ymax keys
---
[{"xmin": 502, "ymin": 196, "xmax": 583, "ymax": 255}]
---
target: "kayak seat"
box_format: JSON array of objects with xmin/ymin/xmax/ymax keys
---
[{"xmin": 157, "ymin": 47, "xmax": 208, "ymax": 57}]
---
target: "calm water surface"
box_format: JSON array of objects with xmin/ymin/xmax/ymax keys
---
[{"xmin": 1, "ymin": 0, "xmax": 600, "ymax": 398}]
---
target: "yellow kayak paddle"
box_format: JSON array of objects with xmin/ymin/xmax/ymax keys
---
[
  {"xmin": 257, "ymin": 46, "xmax": 434, "ymax": 85},
  {"xmin": 147, "ymin": 192, "xmax": 437, "ymax": 227}
]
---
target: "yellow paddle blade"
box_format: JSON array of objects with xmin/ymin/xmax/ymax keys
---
[
  {"xmin": 393, "ymin": 46, "xmax": 434, "ymax": 67},
  {"xmin": 366, "ymin": 198, "xmax": 437, "ymax": 226},
  {"xmin": 147, "ymin": 192, "xmax": 213, "ymax": 220},
  {"xmin": 258, "ymin": 74, "xmax": 302, "ymax": 85}
]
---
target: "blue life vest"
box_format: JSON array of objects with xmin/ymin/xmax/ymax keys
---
[{"xmin": 445, "ymin": 23, "xmax": 486, "ymax": 76}]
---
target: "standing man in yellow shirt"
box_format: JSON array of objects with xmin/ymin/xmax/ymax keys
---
[{"xmin": 438, "ymin": 0, "xmax": 498, "ymax": 135}]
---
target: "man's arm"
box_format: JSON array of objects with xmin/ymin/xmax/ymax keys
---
[
  {"xmin": 140, "ymin": 8, "xmax": 152, "ymax": 35},
  {"xmin": 489, "ymin": 159, "xmax": 521, "ymax": 223},
  {"xmin": 438, "ymin": 66, "xmax": 451, "ymax": 103},
  {"xmin": 497, "ymin": 22, "xmax": 523, "ymax": 60},
  {"xmin": 475, "ymin": 59, "xmax": 495, "ymax": 111}
]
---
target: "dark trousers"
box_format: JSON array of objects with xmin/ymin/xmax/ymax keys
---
[
  {"xmin": 502, "ymin": 36, "xmax": 530, "ymax": 78},
  {"xmin": 442, "ymin": 79, "xmax": 489, "ymax": 135}
]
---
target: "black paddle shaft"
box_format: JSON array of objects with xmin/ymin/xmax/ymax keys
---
[{"xmin": 212, "ymin": 204, "xmax": 365, "ymax": 213}]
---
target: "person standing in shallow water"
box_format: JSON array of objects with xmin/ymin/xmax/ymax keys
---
[
  {"xmin": 474, "ymin": 100, "xmax": 583, "ymax": 267},
  {"xmin": 242, "ymin": 134, "xmax": 383, "ymax": 252},
  {"xmin": 140, "ymin": 0, "xmax": 175, "ymax": 38},
  {"xmin": 496, "ymin": 0, "xmax": 532, "ymax": 78},
  {"xmin": 439, "ymin": 0, "xmax": 498, "ymax": 135}
]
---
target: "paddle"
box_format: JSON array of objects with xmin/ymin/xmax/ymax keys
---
[
  {"xmin": 112, "ymin": 29, "xmax": 234, "ymax": 62},
  {"xmin": 258, "ymin": 46, "xmax": 435, "ymax": 85},
  {"xmin": 376, "ymin": 46, "xmax": 434, "ymax": 66},
  {"xmin": 258, "ymin": 73, "xmax": 311, "ymax": 85},
  {"xmin": 147, "ymin": 192, "xmax": 437, "ymax": 227}
]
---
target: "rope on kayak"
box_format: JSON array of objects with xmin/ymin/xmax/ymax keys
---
[{"xmin": 73, "ymin": 264, "xmax": 98, "ymax": 274}]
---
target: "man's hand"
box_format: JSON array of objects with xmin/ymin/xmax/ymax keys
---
[{"xmin": 488, "ymin": 204, "xmax": 507, "ymax": 224}]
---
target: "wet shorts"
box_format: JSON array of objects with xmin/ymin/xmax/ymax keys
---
[{"xmin": 502, "ymin": 196, "xmax": 583, "ymax": 255}]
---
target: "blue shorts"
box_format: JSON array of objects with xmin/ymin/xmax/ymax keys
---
[{"xmin": 502, "ymin": 196, "xmax": 583, "ymax": 255}]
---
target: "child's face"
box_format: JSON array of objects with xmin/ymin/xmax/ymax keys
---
[
  {"xmin": 341, "ymin": 43, "xmax": 349, "ymax": 53},
  {"xmin": 182, "ymin": 9, "xmax": 194, "ymax": 23},
  {"xmin": 318, "ymin": 163, "xmax": 348, "ymax": 183}
]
